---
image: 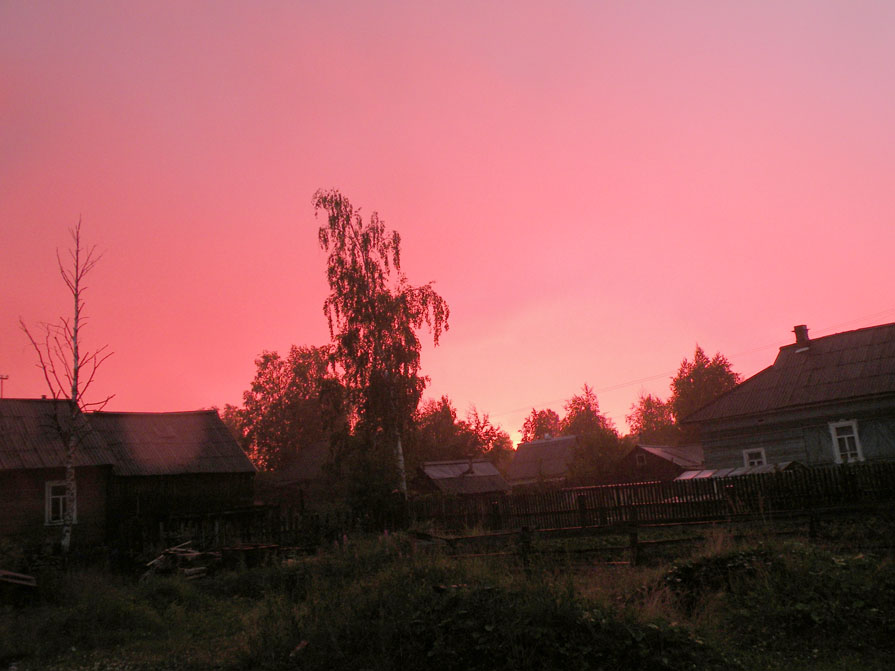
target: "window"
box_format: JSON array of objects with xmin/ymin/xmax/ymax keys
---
[
  {"xmin": 829, "ymin": 421, "xmax": 864, "ymax": 463},
  {"xmin": 635, "ymin": 453, "xmax": 647, "ymax": 467},
  {"xmin": 743, "ymin": 448, "xmax": 766, "ymax": 467},
  {"xmin": 45, "ymin": 480, "xmax": 76, "ymax": 525}
]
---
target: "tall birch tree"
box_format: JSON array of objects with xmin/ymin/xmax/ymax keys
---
[
  {"xmin": 314, "ymin": 190, "xmax": 449, "ymax": 495},
  {"xmin": 21, "ymin": 218, "xmax": 112, "ymax": 553}
]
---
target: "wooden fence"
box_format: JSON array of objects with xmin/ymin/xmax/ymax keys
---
[{"xmin": 409, "ymin": 462, "xmax": 895, "ymax": 532}]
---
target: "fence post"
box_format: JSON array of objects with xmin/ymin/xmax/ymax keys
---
[
  {"xmin": 629, "ymin": 506, "xmax": 640, "ymax": 566},
  {"xmin": 577, "ymin": 493, "xmax": 587, "ymax": 528}
]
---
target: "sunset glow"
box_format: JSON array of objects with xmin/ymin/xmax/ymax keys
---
[{"xmin": 3, "ymin": 2, "xmax": 895, "ymax": 444}]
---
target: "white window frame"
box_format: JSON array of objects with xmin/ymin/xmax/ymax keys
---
[
  {"xmin": 828, "ymin": 420, "xmax": 864, "ymax": 464},
  {"xmin": 45, "ymin": 480, "xmax": 76, "ymax": 526},
  {"xmin": 742, "ymin": 448, "xmax": 766, "ymax": 467}
]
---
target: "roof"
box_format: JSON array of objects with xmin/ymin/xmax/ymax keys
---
[
  {"xmin": 685, "ymin": 322, "xmax": 895, "ymax": 423},
  {"xmin": 506, "ymin": 435, "xmax": 578, "ymax": 485},
  {"xmin": 87, "ymin": 410, "xmax": 256, "ymax": 476},
  {"xmin": 636, "ymin": 444, "xmax": 704, "ymax": 469},
  {"xmin": 676, "ymin": 462, "xmax": 804, "ymax": 480},
  {"xmin": 421, "ymin": 459, "xmax": 510, "ymax": 495},
  {"xmin": 0, "ymin": 398, "xmax": 119, "ymax": 471}
]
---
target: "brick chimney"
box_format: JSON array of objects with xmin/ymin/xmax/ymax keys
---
[{"xmin": 794, "ymin": 324, "xmax": 810, "ymax": 349}]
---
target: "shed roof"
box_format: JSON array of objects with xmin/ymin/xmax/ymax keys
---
[
  {"xmin": 685, "ymin": 322, "xmax": 895, "ymax": 424},
  {"xmin": 0, "ymin": 398, "xmax": 118, "ymax": 471},
  {"xmin": 88, "ymin": 410, "xmax": 256, "ymax": 476},
  {"xmin": 421, "ymin": 459, "xmax": 510, "ymax": 495},
  {"xmin": 637, "ymin": 444, "xmax": 704, "ymax": 469},
  {"xmin": 675, "ymin": 462, "xmax": 803, "ymax": 480},
  {"xmin": 506, "ymin": 435, "xmax": 578, "ymax": 485}
]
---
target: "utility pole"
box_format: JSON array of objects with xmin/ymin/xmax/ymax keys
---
[{"xmin": 0, "ymin": 374, "xmax": 7, "ymax": 398}]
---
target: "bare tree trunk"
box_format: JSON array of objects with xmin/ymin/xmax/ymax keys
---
[{"xmin": 21, "ymin": 218, "xmax": 112, "ymax": 554}]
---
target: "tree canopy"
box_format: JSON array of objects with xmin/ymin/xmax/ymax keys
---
[
  {"xmin": 520, "ymin": 408, "xmax": 561, "ymax": 443},
  {"xmin": 314, "ymin": 189, "xmax": 449, "ymax": 493},
  {"xmin": 223, "ymin": 345, "xmax": 346, "ymax": 470},
  {"xmin": 670, "ymin": 345, "xmax": 740, "ymax": 423},
  {"xmin": 626, "ymin": 392, "xmax": 677, "ymax": 444}
]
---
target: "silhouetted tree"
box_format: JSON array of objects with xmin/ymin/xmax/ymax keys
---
[
  {"xmin": 626, "ymin": 392, "xmax": 678, "ymax": 444},
  {"xmin": 225, "ymin": 345, "xmax": 346, "ymax": 470},
  {"xmin": 20, "ymin": 219, "xmax": 112, "ymax": 553},
  {"xmin": 560, "ymin": 384, "xmax": 622, "ymax": 484},
  {"xmin": 405, "ymin": 396, "xmax": 513, "ymax": 472},
  {"xmin": 315, "ymin": 189, "xmax": 449, "ymax": 495},
  {"xmin": 520, "ymin": 408, "xmax": 561, "ymax": 443},
  {"xmin": 670, "ymin": 345, "xmax": 740, "ymax": 443}
]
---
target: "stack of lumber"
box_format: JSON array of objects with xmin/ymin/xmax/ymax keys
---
[{"xmin": 142, "ymin": 541, "xmax": 221, "ymax": 580}]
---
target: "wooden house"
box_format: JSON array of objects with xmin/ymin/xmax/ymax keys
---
[
  {"xmin": 417, "ymin": 459, "xmax": 510, "ymax": 496},
  {"xmin": 0, "ymin": 399, "xmax": 119, "ymax": 547},
  {"xmin": 0, "ymin": 399, "xmax": 255, "ymax": 549},
  {"xmin": 614, "ymin": 443, "xmax": 703, "ymax": 483},
  {"xmin": 684, "ymin": 323, "xmax": 895, "ymax": 469},
  {"xmin": 506, "ymin": 435, "xmax": 579, "ymax": 489}
]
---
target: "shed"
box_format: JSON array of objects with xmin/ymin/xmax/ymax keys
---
[
  {"xmin": 419, "ymin": 459, "xmax": 510, "ymax": 496},
  {"xmin": 615, "ymin": 443, "xmax": 704, "ymax": 483},
  {"xmin": 506, "ymin": 436, "xmax": 579, "ymax": 488}
]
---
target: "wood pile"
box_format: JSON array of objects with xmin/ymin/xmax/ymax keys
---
[{"xmin": 142, "ymin": 541, "xmax": 221, "ymax": 580}]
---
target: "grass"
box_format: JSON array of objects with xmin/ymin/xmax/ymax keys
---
[{"xmin": 2, "ymin": 516, "xmax": 895, "ymax": 670}]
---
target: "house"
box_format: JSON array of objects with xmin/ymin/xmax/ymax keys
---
[
  {"xmin": 89, "ymin": 410, "xmax": 256, "ymax": 524},
  {"xmin": 506, "ymin": 435, "xmax": 579, "ymax": 489},
  {"xmin": 684, "ymin": 323, "xmax": 895, "ymax": 469},
  {"xmin": 614, "ymin": 443, "xmax": 703, "ymax": 483},
  {"xmin": 417, "ymin": 459, "xmax": 510, "ymax": 496},
  {"xmin": 0, "ymin": 398, "xmax": 119, "ymax": 547},
  {"xmin": 0, "ymin": 399, "xmax": 255, "ymax": 549}
]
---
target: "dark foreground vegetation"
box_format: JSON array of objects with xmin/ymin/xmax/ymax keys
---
[{"xmin": 2, "ymin": 517, "xmax": 894, "ymax": 671}]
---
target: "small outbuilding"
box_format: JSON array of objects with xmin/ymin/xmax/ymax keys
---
[
  {"xmin": 615, "ymin": 443, "xmax": 704, "ymax": 483},
  {"xmin": 418, "ymin": 459, "xmax": 510, "ymax": 496},
  {"xmin": 506, "ymin": 435, "xmax": 579, "ymax": 489}
]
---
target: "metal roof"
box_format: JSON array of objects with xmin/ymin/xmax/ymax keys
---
[
  {"xmin": 506, "ymin": 435, "xmax": 578, "ymax": 485},
  {"xmin": 0, "ymin": 398, "xmax": 118, "ymax": 471},
  {"xmin": 675, "ymin": 462, "xmax": 802, "ymax": 480},
  {"xmin": 89, "ymin": 410, "xmax": 256, "ymax": 476},
  {"xmin": 637, "ymin": 444, "xmax": 704, "ymax": 469},
  {"xmin": 421, "ymin": 459, "xmax": 510, "ymax": 495},
  {"xmin": 685, "ymin": 322, "xmax": 895, "ymax": 423}
]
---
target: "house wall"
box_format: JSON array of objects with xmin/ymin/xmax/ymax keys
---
[
  {"xmin": 109, "ymin": 472, "xmax": 255, "ymax": 521},
  {"xmin": 700, "ymin": 397, "xmax": 895, "ymax": 469},
  {"xmin": 0, "ymin": 466, "xmax": 110, "ymax": 548}
]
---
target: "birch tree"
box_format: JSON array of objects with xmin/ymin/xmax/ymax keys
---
[
  {"xmin": 314, "ymin": 190, "xmax": 449, "ymax": 495},
  {"xmin": 20, "ymin": 218, "xmax": 112, "ymax": 553}
]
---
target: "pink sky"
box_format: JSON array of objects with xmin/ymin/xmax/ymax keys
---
[{"xmin": 3, "ymin": 2, "xmax": 895, "ymax": 444}]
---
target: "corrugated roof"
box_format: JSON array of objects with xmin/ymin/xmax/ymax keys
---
[
  {"xmin": 421, "ymin": 459, "xmax": 510, "ymax": 495},
  {"xmin": 637, "ymin": 444, "xmax": 704, "ymax": 469},
  {"xmin": 88, "ymin": 410, "xmax": 256, "ymax": 476},
  {"xmin": 685, "ymin": 323, "xmax": 895, "ymax": 423},
  {"xmin": 506, "ymin": 435, "xmax": 578, "ymax": 485},
  {"xmin": 0, "ymin": 398, "xmax": 118, "ymax": 471},
  {"xmin": 675, "ymin": 462, "xmax": 802, "ymax": 480}
]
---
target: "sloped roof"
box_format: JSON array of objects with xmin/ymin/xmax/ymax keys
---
[
  {"xmin": 506, "ymin": 435, "xmax": 578, "ymax": 485},
  {"xmin": 421, "ymin": 459, "xmax": 510, "ymax": 495},
  {"xmin": 676, "ymin": 462, "xmax": 804, "ymax": 480},
  {"xmin": 88, "ymin": 410, "xmax": 256, "ymax": 476},
  {"xmin": 0, "ymin": 398, "xmax": 118, "ymax": 471},
  {"xmin": 685, "ymin": 323, "xmax": 895, "ymax": 424},
  {"xmin": 637, "ymin": 444, "xmax": 703, "ymax": 469}
]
